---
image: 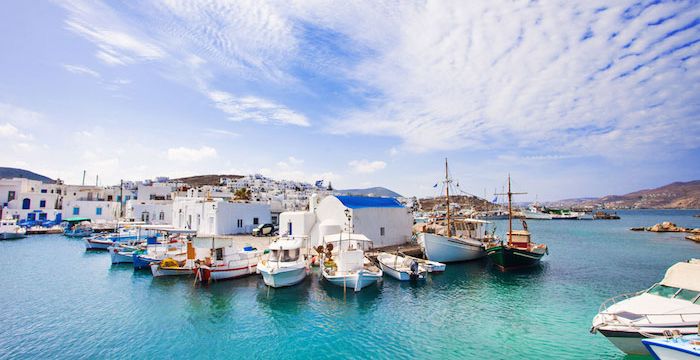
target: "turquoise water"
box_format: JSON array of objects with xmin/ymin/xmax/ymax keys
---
[{"xmin": 1, "ymin": 210, "xmax": 699, "ymax": 359}]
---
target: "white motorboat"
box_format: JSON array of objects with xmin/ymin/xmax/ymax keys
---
[
  {"xmin": 399, "ymin": 252, "xmax": 446, "ymax": 273},
  {"xmin": 0, "ymin": 218, "xmax": 26, "ymax": 240},
  {"xmin": 377, "ymin": 252, "xmax": 426, "ymax": 281},
  {"xmin": 258, "ymin": 236, "xmax": 308, "ymax": 288},
  {"xmin": 591, "ymin": 259, "xmax": 700, "ymax": 355},
  {"xmin": 193, "ymin": 237, "xmax": 263, "ymax": 283},
  {"xmin": 320, "ymin": 232, "xmax": 382, "ymax": 292},
  {"xmin": 642, "ymin": 330, "xmax": 700, "ymax": 360},
  {"xmin": 522, "ymin": 204, "xmax": 553, "ymax": 220}
]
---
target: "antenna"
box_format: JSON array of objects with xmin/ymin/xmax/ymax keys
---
[{"xmin": 82, "ymin": 170, "xmax": 86, "ymax": 186}]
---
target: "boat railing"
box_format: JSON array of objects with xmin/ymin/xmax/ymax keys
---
[
  {"xmin": 599, "ymin": 311, "xmax": 700, "ymax": 327},
  {"xmin": 598, "ymin": 290, "xmax": 647, "ymax": 314}
]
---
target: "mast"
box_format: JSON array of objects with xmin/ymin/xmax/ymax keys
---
[
  {"xmin": 507, "ymin": 175, "xmax": 512, "ymax": 245},
  {"xmin": 445, "ymin": 158, "xmax": 451, "ymax": 237}
]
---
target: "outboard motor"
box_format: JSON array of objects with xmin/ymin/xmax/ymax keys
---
[{"xmin": 409, "ymin": 260, "xmax": 420, "ymax": 281}]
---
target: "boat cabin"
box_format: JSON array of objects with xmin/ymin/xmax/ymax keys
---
[
  {"xmin": 508, "ymin": 230, "xmax": 531, "ymax": 249},
  {"xmin": 645, "ymin": 260, "xmax": 700, "ymax": 304}
]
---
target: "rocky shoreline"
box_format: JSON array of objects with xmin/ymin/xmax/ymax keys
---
[{"xmin": 630, "ymin": 221, "xmax": 700, "ymax": 234}]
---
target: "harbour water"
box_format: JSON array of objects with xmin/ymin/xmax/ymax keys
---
[{"xmin": 1, "ymin": 210, "xmax": 699, "ymax": 359}]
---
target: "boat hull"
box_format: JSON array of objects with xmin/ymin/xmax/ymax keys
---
[
  {"xmin": 259, "ymin": 264, "xmax": 307, "ymax": 288},
  {"xmin": 0, "ymin": 232, "xmax": 26, "ymax": 240},
  {"xmin": 323, "ymin": 271, "xmax": 381, "ymax": 292},
  {"xmin": 523, "ymin": 211, "xmax": 553, "ymax": 220},
  {"xmin": 150, "ymin": 264, "xmax": 193, "ymax": 277},
  {"xmin": 109, "ymin": 247, "xmax": 135, "ymax": 264},
  {"xmin": 597, "ymin": 327, "xmax": 700, "ymax": 355},
  {"xmin": 486, "ymin": 245, "xmax": 544, "ymax": 270},
  {"xmin": 84, "ymin": 238, "xmax": 113, "ymax": 250},
  {"xmin": 419, "ymin": 233, "xmax": 485, "ymax": 263},
  {"xmin": 643, "ymin": 337, "xmax": 700, "ymax": 359}
]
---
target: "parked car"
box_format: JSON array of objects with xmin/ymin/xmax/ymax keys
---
[{"xmin": 252, "ymin": 223, "xmax": 276, "ymax": 237}]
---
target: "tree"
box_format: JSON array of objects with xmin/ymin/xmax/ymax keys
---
[{"xmin": 234, "ymin": 187, "xmax": 251, "ymax": 201}]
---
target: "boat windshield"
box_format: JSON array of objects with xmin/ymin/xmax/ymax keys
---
[
  {"xmin": 675, "ymin": 289, "xmax": 700, "ymax": 302},
  {"xmin": 647, "ymin": 284, "xmax": 680, "ymax": 298},
  {"xmin": 269, "ymin": 248, "xmax": 299, "ymax": 262}
]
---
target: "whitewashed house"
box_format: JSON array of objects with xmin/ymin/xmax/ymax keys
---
[
  {"xmin": 125, "ymin": 200, "xmax": 172, "ymax": 224},
  {"xmin": 172, "ymin": 197, "xmax": 270, "ymax": 236},
  {"xmin": 0, "ymin": 178, "xmax": 62, "ymax": 222},
  {"xmin": 279, "ymin": 195, "xmax": 413, "ymax": 248}
]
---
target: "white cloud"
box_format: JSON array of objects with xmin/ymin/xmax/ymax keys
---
[
  {"xmin": 205, "ymin": 128, "xmax": 239, "ymax": 138},
  {"xmin": 166, "ymin": 146, "xmax": 218, "ymax": 161},
  {"xmin": 208, "ymin": 90, "xmax": 310, "ymax": 126},
  {"xmin": 348, "ymin": 159, "xmax": 386, "ymax": 173},
  {"xmin": 0, "ymin": 103, "xmax": 42, "ymax": 127},
  {"xmin": 62, "ymin": 64, "xmax": 101, "ymax": 78}
]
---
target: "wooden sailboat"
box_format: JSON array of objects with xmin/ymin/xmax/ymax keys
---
[
  {"xmin": 485, "ymin": 176, "xmax": 548, "ymax": 270},
  {"xmin": 418, "ymin": 158, "xmax": 489, "ymax": 263}
]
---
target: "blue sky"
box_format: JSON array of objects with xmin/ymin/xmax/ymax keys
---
[{"xmin": 0, "ymin": 0, "xmax": 699, "ymax": 200}]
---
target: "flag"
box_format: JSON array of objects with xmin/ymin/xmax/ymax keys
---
[
  {"xmin": 492, "ymin": 196, "xmax": 498, "ymax": 203},
  {"xmin": 433, "ymin": 183, "xmax": 438, "ymax": 188}
]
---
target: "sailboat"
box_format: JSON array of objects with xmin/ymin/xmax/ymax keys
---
[
  {"xmin": 417, "ymin": 158, "xmax": 490, "ymax": 263},
  {"xmin": 485, "ymin": 176, "xmax": 548, "ymax": 270}
]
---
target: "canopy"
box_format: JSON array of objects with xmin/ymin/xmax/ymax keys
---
[
  {"xmin": 335, "ymin": 196, "xmax": 403, "ymax": 209},
  {"xmin": 323, "ymin": 232, "xmax": 372, "ymax": 243},
  {"xmin": 660, "ymin": 260, "xmax": 700, "ymax": 292}
]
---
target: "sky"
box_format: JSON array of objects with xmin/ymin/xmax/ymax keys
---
[{"xmin": 0, "ymin": 0, "xmax": 699, "ymax": 201}]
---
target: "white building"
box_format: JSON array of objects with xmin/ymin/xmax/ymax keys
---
[
  {"xmin": 63, "ymin": 200, "xmax": 120, "ymax": 221},
  {"xmin": 172, "ymin": 197, "xmax": 271, "ymax": 236},
  {"xmin": 125, "ymin": 200, "xmax": 172, "ymax": 224},
  {"xmin": 279, "ymin": 195, "xmax": 413, "ymax": 248},
  {"xmin": 0, "ymin": 178, "xmax": 62, "ymax": 222}
]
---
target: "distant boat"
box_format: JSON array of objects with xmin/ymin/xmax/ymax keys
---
[
  {"xmin": 591, "ymin": 259, "xmax": 700, "ymax": 355},
  {"xmin": 0, "ymin": 218, "xmax": 26, "ymax": 240},
  {"xmin": 522, "ymin": 204, "xmax": 553, "ymax": 220},
  {"xmin": 320, "ymin": 232, "xmax": 382, "ymax": 292},
  {"xmin": 418, "ymin": 159, "xmax": 491, "ymax": 263},
  {"xmin": 485, "ymin": 176, "xmax": 548, "ymax": 270},
  {"xmin": 547, "ymin": 208, "xmax": 581, "ymax": 220},
  {"xmin": 593, "ymin": 211, "xmax": 620, "ymax": 220},
  {"xmin": 257, "ymin": 236, "xmax": 308, "ymax": 288},
  {"xmin": 377, "ymin": 252, "xmax": 426, "ymax": 281}
]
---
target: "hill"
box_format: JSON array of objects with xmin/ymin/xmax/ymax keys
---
[
  {"xmin": 419, "ymin": 195, "xmax": 496, "ymax": 212},
  {"xmin": 582, "ymin": 180, "xmax": 700, "ymax": 209},
  {"xmin": 0, "ymin": 167, "xmax": 54, "ymax": 183},
  {"xmin": 172, "ymin": 174, "xmax": 243, "ymax": 187},
  {"xmin": 336, "ymin": 187, "xmax": 403, "ymax": 198}
]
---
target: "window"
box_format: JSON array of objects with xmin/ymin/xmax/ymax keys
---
[
  {"xmin": 39, "ymin": 213, "xmax": 47, "ymax": 221},
  {"xmin": 107, "ymin": 195, "xmax": 113, "ymax": 201},
  {"xmin": 237, "ymin": 219, "xmax": 243, "ymax": 228},
  {"xmin": 125, "ymin": 195, "xmax": 131, "ymax": 201},
  {"xmin": 96, "ymin": 207, "xmax": 103, "ymax": 216},
  {"xmin": 215, "ymin": 248, "xmax": 224, "ymax": 261},
  {"xmin": 159, "ymin": 211, "xmax": 165, "ymax": 221},
  {"xmin": 288, "ymin": 222, "xmax": 293, "ymax": 235},
  {"xmin": 647, "ymin": 284, "xmax": 680, "ymax": 298},
  {"xmin": 380, "ymin": 227, "xmax": 386, "ymax": 236},
  {"xmin": 253, "ymin": 217, "xmax": 259, "ymax": 225},
  {"xmin": 39, "ymin": 200, "xmax": 46, "ymax": 208},
  {"xmin": 675, "ymin": 289, "xmax": 699, "ymax": 302},
  {"xmin": 40, "ymin": 189, "xmax": 47, "ymax": 193},
  {"xmin": 22, "ymin": 198, "xmax": 31, "ymax": 209},
  {"xmin": 8, "ymin": 191, "xmax": 15, "ymax": 202},
  {"xmin": 73, "ymin": 207, "xmax": 80, "ymax": 215}
]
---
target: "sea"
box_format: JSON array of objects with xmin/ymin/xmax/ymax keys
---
[{"xmin": 1, "ymin": 210, "xmax": 699, "ymax": 359}]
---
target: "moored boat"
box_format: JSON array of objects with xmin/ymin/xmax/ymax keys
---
[
  {"xmin": 642, "ymin": 331, "xmax": 700, "ymax": 360},
  {"xmin": 377, "ymin": 252, "xmax": 426, "ymax": 281},
  {"xmin": 257, "ymin": 236, "xmax": 308, "ymax": 288},
  {"xmin": 485, "ymin": 176, "xmax": 548, "ymax": 270},
  {"xmin": 194, "ymin": 238, "xmax": 263, "ymax": 283},
  {"xmin": 0, "ymin": 218, "xmax": 26, "ymax": 240},
  {"xmin": 591, "ymin": 259, "xmax": 700, "ymax": 355},
  {"xmin": 320, "ymin": 232, "xmax": 382, "ymax": 292},
  {"xmin": 398, "ymin": 252, "xmax": 446, "ymax": 273}
]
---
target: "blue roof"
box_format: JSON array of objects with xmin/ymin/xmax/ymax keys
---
[{"xmin": 335, "ymin": 196, "xmax": 404, "ymax": 209}]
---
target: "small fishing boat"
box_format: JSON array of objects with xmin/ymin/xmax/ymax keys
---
[
  {"xmin": 591, "ymin": 259, "xmax": 700, "ymax": 355},
  {"xmin": 320, "ymin": 232, "xmax": 382, "ymax": 292},
  {"xmin": 377, "ymin": 252, "xmax": 426, "ymax": 281},
  {"xmin": 257, "ymin": 236, "xmax": 308, "ymax": 288},
  {"xmin": 398, "ymin": 252, "xmax": 446, "ymax": 273},
  {"xmin": 418, "ymin": 159, "xmax": 491, "ymax": 263},
  {"xmin": 194, "ymin": 237, "xmax": 263, "ymax": 283},
  {"xmin": 62, "ymin": 217, "xmax": 93, "ymax": 237},
  {"xmin": 133, "ymin": 227, "xmax": 195, "ymax": 270},
  {"xmin": 0, "ymin": 218, "xmax": 26, "ymax": 240},
  {"xmin": 642, "ymin": 329, "xmax": 700, "ymax": 360},
  {"xmin": 485, "ymin": 176, "xmax": 548, "ymax": 270},
  {"xmin": 84, "ymin": 235, "xmax": 116, "ymax": 250}
]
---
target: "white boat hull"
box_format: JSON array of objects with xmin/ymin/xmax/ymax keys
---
[
  {"xmin": 379, "ymin": 262, "xmax": 425, "ymax": 281},
  {"xmin": 598, "ymin": 327, "xmax": 700, "ymax": 355},
  {"xmin": 150, "ymin": 264, "xmax": 193, "ymax": 277},
  {"xmin": 523, "ymin": 211, "xmax": 553, "ymax": 220},
  {"xmin": 109, "ymin": 247, "xmax": 135, "ymax": 264},
  {"xmin": 323, "ymin": 271, "xmax": 382, "ymax": 292},
  {"xmin": 84, "ymin": 238, "xmax": 113, "ymax": 250},
  {"xmin": 643, "ymin": 338, "xmax": 700, "ymax": 360},
  {"xmin": 419, "ymin": 232, "xmax": 485, "ymax": 263},
  {"xmin": 259, "ymin": 263, "xmax": 307, "ymax": 288}
]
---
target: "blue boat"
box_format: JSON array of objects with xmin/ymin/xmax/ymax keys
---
[{"xmin": 642, "ymin": 333, "xmax": 700, "ymax": 359}]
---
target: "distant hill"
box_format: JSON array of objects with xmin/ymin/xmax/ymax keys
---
[
  {"xmin": 584, "ymin": 180, "xmax": 700, "ymax": 209},
  {"xmin": 0, "ymin": 167, "xmax": 54, "ymax": 183},
  {"xmin": 337, "ymin": 187, "xmax": 403, "ymax": 198},
  {"xmin": 172, "ymin": 174, "xmax": 242, "ymax": 187}
]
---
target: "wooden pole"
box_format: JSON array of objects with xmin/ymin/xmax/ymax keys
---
[{"xmin": 445, "ymin": 158, "xmax": 451, "ymax": 237}]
